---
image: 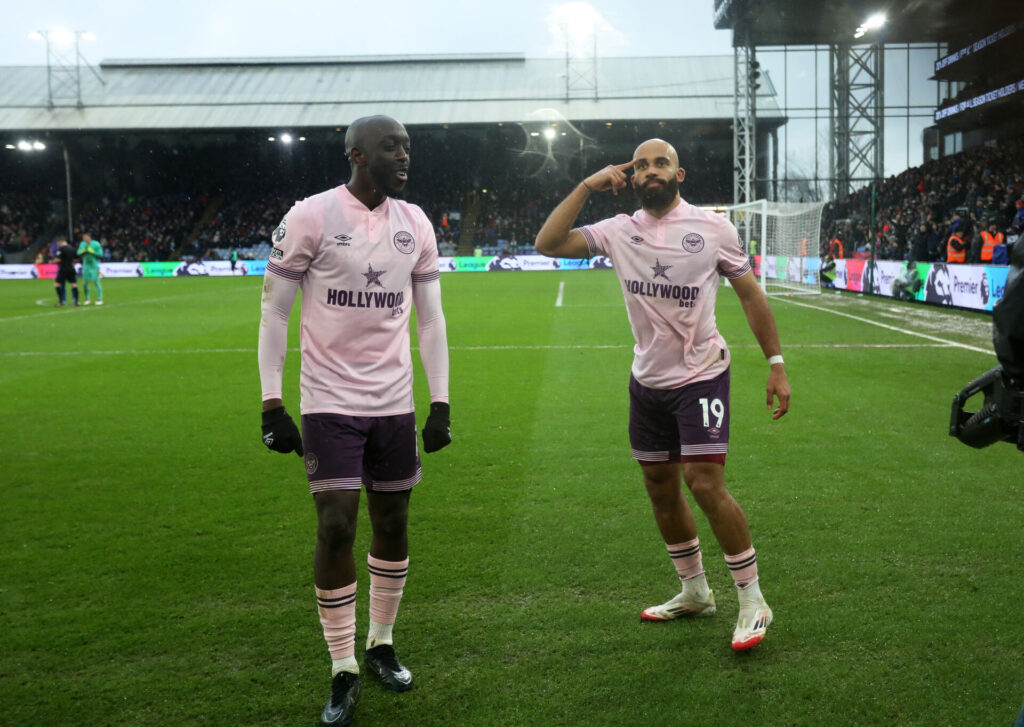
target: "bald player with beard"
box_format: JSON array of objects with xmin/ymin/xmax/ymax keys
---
[
  {"xmin": 535, "ymin": 139, "xmax": 790, "ymax": 652},
  {"xmin": 258, "ymin": 115, "xmax": 451, "ymax": 725}
]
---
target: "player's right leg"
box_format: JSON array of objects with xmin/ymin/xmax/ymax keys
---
[
  {"xmin": 639, "ymin": 461, "xmax": 716, "ymax": 621},
  {"xmin": 628, "ymin": 376, "xmax": 715, "ymax": 622},
  {"xmin": 304, "ymin": 413, "xmax": 371, "ymax": 726},
  {"xmin": 314, "ymin": 490, "xmax": 362, "ymax": 726}
]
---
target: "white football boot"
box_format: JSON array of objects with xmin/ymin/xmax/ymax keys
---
[
  {"xmin": 731, "ymin": 581, "xmax": 773, "ymax": 651},
  {"xmin": 641, "ymin": 575, "xmax": 716, "ymax": 621}
]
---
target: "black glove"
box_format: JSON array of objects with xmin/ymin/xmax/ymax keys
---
[
  {"xmin": 261, "ymin": 406, "xmax": 303, "ymax": 456},
  {"xmin": 421, "ymin": 402, "xmax": 451, "ymax": 453}
]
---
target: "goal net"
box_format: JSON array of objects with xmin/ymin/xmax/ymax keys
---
[{"xmin": 726, "ymin": 199, "xmax": 826, "ymax": 295}]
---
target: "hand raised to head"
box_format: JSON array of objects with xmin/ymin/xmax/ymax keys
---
[{"xmin": 582, "ymin": 160, "xmax": 636, "ymax": 196}]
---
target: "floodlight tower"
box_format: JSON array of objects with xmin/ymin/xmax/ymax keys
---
[
  {"xmin": 28, "ymin": 29, "xmax": 103, "ymax": 109},
  {"xmin": 733, "ymin": 39, "xmax": 759, "ymax": 205},
  {"xmin": 829, "ymin": 13, "xmax": 885, "ymax": 199},
  {"xmin": 557, "ymin": 6, "xmax": 599, "ymax": 101}
]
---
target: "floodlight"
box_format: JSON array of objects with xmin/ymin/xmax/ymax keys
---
[
  {"xmin": 299, "ymin": 136, "xmax": 306, "ymax": 141},
  {"xmin": 530, "ymin": 131, "xmax": 540, "ymax": 137},
  {"xmin": 17, "ymin": 140, "xmax": 32, "ymax": 151},
  {"xmin": 280, "ymin": 133, "xmax": 293, "ymax": 144},
  {"xmin": 268, "ymin": 136, "xmax": 275, "ymax": 141},
  {"xmin": 863, "ymin": 13, "xmax": 886, "ymax": 30},
  {"xmin": 32, "ymin": 141, "xmax": 45, "ymax": 150},
  {"xmin": 49, "ymin": 28, "xmax": 75, "ymax": 45},
  {"xmin": 5, "ymin": 144, "xmax": 15, "ymax": 149},
  {"xmin": 543, "ymin": 128, "xmax": 556, "ymax": 140}
]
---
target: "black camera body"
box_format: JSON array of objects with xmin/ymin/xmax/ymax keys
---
[
  {"xmin": 950, "ymin": 366, "xmax": 1024, "ymax": 450},
  {"xmin": 950, "ymin": 241, "xmax": 1024, "ymax": 451}
]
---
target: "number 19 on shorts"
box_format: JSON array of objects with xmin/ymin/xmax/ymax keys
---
[{"xmin": 698, "ymin": 397, "xmax": 725, "ymax": 429}]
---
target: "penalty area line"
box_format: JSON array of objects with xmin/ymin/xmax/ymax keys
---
[{"xmin": 555, "ymin": 280, "xmax": 565, "ymax": 308}]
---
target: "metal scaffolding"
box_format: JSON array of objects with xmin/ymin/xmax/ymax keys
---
[
  {"xmin": 733, "ymin": 44, "xmax": 758, "ymax": 205},
  {"xmin": 829, "ymin": 42, "xmax": 884, "ymax": 198}
]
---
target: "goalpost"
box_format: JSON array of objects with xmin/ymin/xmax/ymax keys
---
[{"xmin": 726, "ymin": 199, "xmax": 826, "ymax": 295}]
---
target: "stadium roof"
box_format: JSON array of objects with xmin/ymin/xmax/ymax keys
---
[
  {"xmin": 714, "ymin": 0, "xmax": 1020, "ymax": 46},
  {"xmin": 0, "ymin": 54, "xmax": 785, "ymax": 133}
]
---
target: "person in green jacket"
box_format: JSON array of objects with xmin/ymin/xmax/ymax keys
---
[{"xmin": 77, "ymin": 233, "xmax": 104, "ymax": 305}]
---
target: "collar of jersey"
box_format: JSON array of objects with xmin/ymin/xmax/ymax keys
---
[
  {"xmin": 337, "ymin": 184, "xmax": 390, "ymax": 215},
  {"xmin": 637, "ymin": 197, "xmax": 688, "ymax": 224}
]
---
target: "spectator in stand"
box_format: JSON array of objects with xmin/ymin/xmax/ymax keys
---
[
  {"xmin": 947, "ymin": 221, "xmax": 967, "ymax": 263},
  {"xmin": 911, "ymin": 222, "xmax": 932, "ymax": 263},
  {"xmin": 980, "ymin": 221, "xmax": 1005, "ymax": 263},
  {"xmin": 1010, "ymin": 200, "xmax": 1024, "ymax": 235}
]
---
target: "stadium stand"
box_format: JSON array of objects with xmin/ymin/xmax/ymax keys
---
[{"xmin": 822, "ymin": 136, "xmax": 1024, "ymax": 262}]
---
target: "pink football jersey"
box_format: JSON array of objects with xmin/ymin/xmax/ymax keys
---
[
  {"xmin": 265, "ymin": 185, "xmax": 439, "ymax": 415},
  {"xmin": 578, "ymin": 199, "xmax": 751, "ymax": 389}
]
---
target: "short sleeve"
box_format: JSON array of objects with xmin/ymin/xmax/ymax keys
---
[
  {"xmin": 411, "ymin": 210, "xmax": 440, "ymax": 284},
  {"xmin": 576, "ymin": 216, "xmax": 621, "ymax": 258},
  {"xmin": 716, "ymin": 219, "xmax": 752, "ymax": 279},
  {"xmin": 266, "ymin": 201, "xmax": 318, "ymax": 282}
]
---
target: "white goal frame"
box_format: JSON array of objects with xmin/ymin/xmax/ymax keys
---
[{"xmin": 726, "ymin": 199, "xmax": 826, "ymax": 295}]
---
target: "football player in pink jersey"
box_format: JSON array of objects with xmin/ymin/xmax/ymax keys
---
[
  {"xmin": 258, "ymin": 115, "xmax": 451, "ymax": 725},
  {"xmin": 535, "ymin": 138, "xmax": 790, "ymax": 652}
]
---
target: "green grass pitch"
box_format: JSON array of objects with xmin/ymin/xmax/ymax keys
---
[{"xmin": 1, "ymin": 272, "xmax": 1021, "ymax": 726}]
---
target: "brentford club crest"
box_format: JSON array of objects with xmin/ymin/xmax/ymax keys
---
[
  {"xmin": 393, "ymin": 231, "xmax": 415, "ymax": 254},
  {"xmin": 682, "ymin": 232, "xmax": 705, "ymax": 253}
]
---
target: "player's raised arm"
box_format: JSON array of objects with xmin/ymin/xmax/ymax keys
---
[
  {"xmin": 534, "ymin": 160, "xmax": 634, "ymax": 259},
  {"xmin": 730, "ymin": 271, "xmax": 791, "ymax": 419}
]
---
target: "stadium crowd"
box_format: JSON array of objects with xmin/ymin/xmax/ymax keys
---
[
  {"xmin": 3, "ymin": 133, "xmax": 1022, "ymax": 266},
  {"xmin": 70, "ymin": 193, "xmax": 205, "ymax": 263},
  {"xmin": 822, "ymin": 135, "xmax": 1023, "ymax": 263},
  {"xmin": 0, "ymin": 193, "xmax": 54, "ymax": 257}
]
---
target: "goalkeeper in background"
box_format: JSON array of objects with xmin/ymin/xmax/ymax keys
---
[
  {"xmin": 77, "ymin": 233, "xmax": 104, "ymax": 305},
  {"xmin": 535, "ymin": 138, "xmax": 790, "ymax": 652}
]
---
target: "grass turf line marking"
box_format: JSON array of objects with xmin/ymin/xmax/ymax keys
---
[
  {"xmin": 0, "ymin": 342, "xmax": 969, "ymax": 357},
  {"xmin": 777, "ymin": 297, "xmax": 994, "ymax": 355},
  {"xmin": 1, "ymin": 285, "xmax": 255, "ymax": 324},
  {"xmin": 555, "ymin": 281, "xmax": 565, "ymax": 308}
]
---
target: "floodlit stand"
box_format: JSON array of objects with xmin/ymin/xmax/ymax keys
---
[{"xmin": 727, "ymin": 199, "xmax": 826, "ymax": 295}]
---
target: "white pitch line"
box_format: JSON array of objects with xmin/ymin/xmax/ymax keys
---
[
  {"xmin": 1, "ymin": 285, "xmax": 255, "ymax": 324},
  {"xmin": 777, "ymin": 297, "xmax": 995, "ymax": 355},
  {"xmin": 555, "ymin": 280, "xmax": 565, "ymax": 307},
  {"xmin": 0, "ymin": 342, "xmax": 975, "ymax": 357}
]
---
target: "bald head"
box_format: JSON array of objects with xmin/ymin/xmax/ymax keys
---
[
  {"xmin": 345, "ymin": 115, "xmax": 406, "ymax": 155},
  {"xmin": 633, "ymin": 138, "xmax": 679, "ymax": 167}
]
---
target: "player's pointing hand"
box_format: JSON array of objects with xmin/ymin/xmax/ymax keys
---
[{"xmin": 582, "ymin": 160, "xmax": 636, "ymax": 196}]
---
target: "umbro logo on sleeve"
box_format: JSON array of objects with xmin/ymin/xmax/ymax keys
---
[{"xmin": 334, "ymin": 234, "xmax": 352, "ymax": 246}]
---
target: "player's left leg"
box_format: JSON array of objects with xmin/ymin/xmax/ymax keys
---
[
  {"xmin": 683, "ymin": 461, "xmax": 772, "ymax": 651},
  {"xmin": 361, "ymin": 414, "xmax": 419, "ymax": 691},
  {"xmin": 95, "ymin": 277, "xmax": 104, "ymax": 304}
]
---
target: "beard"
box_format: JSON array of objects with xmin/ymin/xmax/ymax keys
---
[{"xmin": 634, "ymin": 176, "xmax": 679, "ymax": 210}]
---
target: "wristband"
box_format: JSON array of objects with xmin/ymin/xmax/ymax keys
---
[
  {"xmin": 768, "ymin": 355, "xmax": 784, "ymax": 366},
  {"xmin": 580, "ymin": 180, "xmax": 593, "ymax": 193}
]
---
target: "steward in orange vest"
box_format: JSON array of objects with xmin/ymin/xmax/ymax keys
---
[
  {"xmin": 947, "ymin": 232, "xmax": 966, "ymax": 263},
  {"xmin": 980, "ymin": 226, "xmax": 1005, "ymax": 262},
  {"xmin": 829, "ymin": 237, "xmax": 845, "ymax": 259}
]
